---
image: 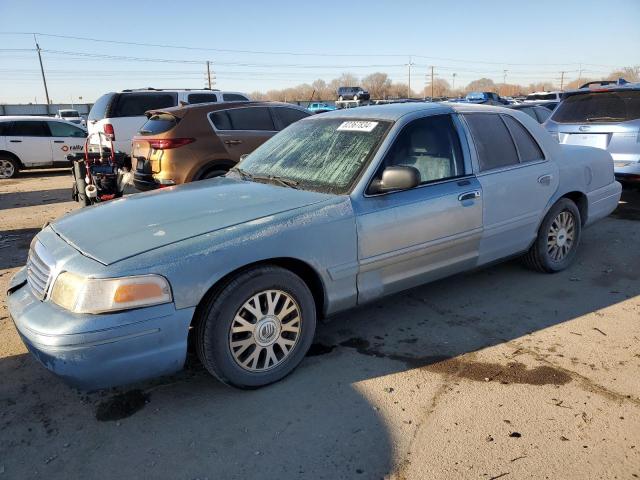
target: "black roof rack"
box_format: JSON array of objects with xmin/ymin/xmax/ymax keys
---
[
  {"xmin": 579, "ymin": 78, "xmax": 629, "ymax": 89},
  {"xmin": 120, "ymin": 87, "xmax": 221, "ymax": 92}
]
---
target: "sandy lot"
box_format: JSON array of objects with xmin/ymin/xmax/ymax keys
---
[{"xmin": 1, "ymin": 170, "xmax": 639, "ymax": 480}]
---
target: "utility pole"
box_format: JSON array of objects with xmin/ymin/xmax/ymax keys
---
[
  {"xmin": 560, "ymin": 71, "xmax": 566, "ymax": 91},
  {"xmin": 34, "ymin": 35, "xmax": 50, "ymax": 105},
  {"xmin": 206, "ymin": 61, "xmax": 212, "ymax": 89},
  {"xmin": 452, "ymin": 73, "xmax": 456, "ymax": 91},
  {"xmin": 407, "ymin": 57, "xmax": 413, "ymax": 98},
  {"xmin": 577, "ymin": 64, "xmax": 582, "ymax": 86},
  {"xmin": 430, "ymin": 66, "xmax": 435, "ymax": 100}
]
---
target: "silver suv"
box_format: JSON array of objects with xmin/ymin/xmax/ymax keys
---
[{"xmin": 544, "ymin": 81, "xmax": 640, "ymax": 186}]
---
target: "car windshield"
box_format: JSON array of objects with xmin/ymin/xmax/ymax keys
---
[
  {"xmin": 60, "ymin": 110, "xmax": 79, "ymax": 117},
  {"xmin": 551, "ymin": 90, "xmax": 640, "ymax": 123},
  {"xmin": 236, "ymin": 118, "xmax": 391, "ymax": 194}
]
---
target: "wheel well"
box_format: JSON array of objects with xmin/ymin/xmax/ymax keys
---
[
  {"xmin": 190, "ymin": 258, "xmax": 326, "ymax": 329},
  {"xmin": 195, "ymin": 159, "xmax": 236, "ymax": 180},
  {"xmin": 0, "ymin": 150, "xmax": 22, "ymax": 168},
  {"xmin": 561, "ymin": 191, "xmax": 588, "ymax": 225}
]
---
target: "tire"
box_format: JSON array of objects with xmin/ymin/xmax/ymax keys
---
[
  {"xmin": 200, "ymin": 168, "xmax": 229, "ymax": 180},
  {"xmin": 338, "ymin": 96, "xmax": 343, "ymax": 101},
  {"xmin": 353, "ymin": 95, "xmax": 358, "ymax": 101},
  {"xmin": 522, "ymin": 198, "xmax": 581, "ymax": 273},
  {"xmin": 195, "ymin": 265, "xmax": 317, "ymax": 388},
  {"xmin": 72, "ymin": 161, "xmax": 91, "ymax": 206},
  {"xmin": 0, "ymin": 155, "xmax": 19, "ymax": 179}
]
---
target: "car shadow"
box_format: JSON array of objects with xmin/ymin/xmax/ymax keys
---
[
  {"xmin": 0, "ymin": 212, "xmax": 638, "ymax": 478},
  {"xmin": 0, "ymin": 188, "xmax": 72, "ymax": 211},
  {"xmin": 0, "ymin": 228, "xmax": 40, "ymax": 269}
]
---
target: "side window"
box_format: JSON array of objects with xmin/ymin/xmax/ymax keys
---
[
  {"xmin": 272, "ymin": 107, "xmax": 309, "ymax": 130},
  {"xmin": 501, "ymin": 115, "xmax": 545, "ymax": 162},
  {"xmin": 380, "ymin": 115, "xmax": 466, "ymax": 184},
  {"xmin": 113, "ymin": 93, "xmax": 177, "ymax": 117},
  {"xmin": 88, "ymin": 93, "xmax": 115, "ymax": 121},
  {"xmin": 209, "ymin": 111, "xmax": 232, "ymax": 130},
  {"xmin": 222, "ymin": 93, "xmax": 249, "ymax": 102},
  {"xmin": 48, "ymin": 121, "xmax": 86, "ymax": 138},
  {"xmin": 534, "ymin": 107, "xmax": 551, "ymax": 123},
  {"xmin": 0, "ymin": 122, "xmax": 11, "ymax": 136},
  {"xmin": 520, "ymin": 107, "xmax": 537, "ymax": 120},
  {"xmin": 9, "ymin": 121, "xmax": 50, "ymax": 137},
  {"xmin": 188, "ymin": 93, "xmax": 218, "ymax": 104},
  {"xmin": 226, "ymin": 107, "xmax": 275, "ymax": 131},
  {"xmin": 464, "ymin": 113, "xmax": 519, "ymax": 171}
]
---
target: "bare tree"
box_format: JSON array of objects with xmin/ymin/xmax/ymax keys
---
[
  {"xmin": 465, "ymin": 78, "xmax": 496, "ymax": 93},
  {"xmin": 362, "ymin": 72, "xmax": 392, "ymax": 99}
]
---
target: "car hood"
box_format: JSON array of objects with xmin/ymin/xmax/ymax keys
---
[{"xmin": 51, "ymin": 177, "xmax": 335, "ymax": 265}]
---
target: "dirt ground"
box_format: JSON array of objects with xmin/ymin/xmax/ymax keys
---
[{"xmin": 1, "ymin": 169, "xmax": 639, "ymax": 480}]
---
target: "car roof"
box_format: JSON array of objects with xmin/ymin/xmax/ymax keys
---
[
  {"xmin": 317, "ymin": 101, "xmax": 510, "ymax": 121},
  {"xmin": 0, "ymin": 116, "xmax": 67, "ymax": 122},
  {"xmin": 562, "ymin": 82, "xmax": 640, "ymax": 98},
  {"xmin": 147, "ymin": 101, "xmax": 307, "ymax": 118}
]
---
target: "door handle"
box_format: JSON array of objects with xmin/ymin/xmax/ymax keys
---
[
  {"xmin": 9, "ymin": 139, "xmax": 22, "ymax": 143},
  {"xmin": 538, "ymin": 174, "xmax": 552, "ymax": 185},
  {"xmin": 224, "ymin": 140, "xmax": 242, "ymax": 145},
  {"xmin": 458, "ymin": 190, "xmax": 481, "ymax": 202},
  {"xmin": 54, "ymin": 140, "xmax": 65, "ymax": 143}
]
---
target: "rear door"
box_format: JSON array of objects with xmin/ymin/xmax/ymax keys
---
[
  {"xmin": 209, "ymin": 106, "xmax": 277, "ymax": 161},
  {"xmin": 5, "ymin": 120, "xmax": 52, "ymax": 167},
  {"xmin": 47, "ymin": 120, "xmax": 86, "ymax": 163},
  {"xmin": 463, "ymin": 112, "xmax": 558, "ymax": 264},
  {"xmin": 271, "ymin": 106, "xmax": 310, "ymax": 130}
]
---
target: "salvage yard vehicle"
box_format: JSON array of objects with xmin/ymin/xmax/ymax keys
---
[
  {"xmin": 307, "ymin": 102, "xmax": 337, "ymax": 113},
  {"xmin": 337, "ymin": 86, "xmax": 370, "ymax": 101},
  {"xmin": 56, "ymin": 109, "xmax": 86, "ymax": 127},
  {"xmin": 7, "ymin": 103, "xmax": 621, "ymax": 390},
  {"xmin": 544, "ymin": 81, "xmax": 640, "ymax": 186},
  {"xmin": 87, "ymin": 88, "xmax": 251, "ymax": 155},
  {"xmin": 132, "ymin": 101, "xmax": 310, "ymax": 190},
  {"xmin": 0, "ymin": 116, "xmax": 86, "ymax": 178},
  {"xmin": 507, "ymin": 103, "xmax": 552, "ymax": 123}
]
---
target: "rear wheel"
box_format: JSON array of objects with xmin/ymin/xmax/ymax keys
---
[
  {"xmin": 0, "ymin": 156, "xmax": 19, "ymax": 179},
  {"xmin": 195, "ymin": 266, "xmax": 316, "ymax": 388},
  {"xmin": 338, "ymin": 95, "xmax": 343, "ymax": 101},
  {"xmin": 522, "ymin": 198, "xmax": 581, "ymax": 273},
  {"xmin": 353, "ymin": 94, "xmax": 359, "ymax": 100},
  {"xmin": 201, "ymin": 168, "xmax": 229, "ymax": 180}
]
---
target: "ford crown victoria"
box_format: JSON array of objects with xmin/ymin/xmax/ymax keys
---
[{"xmin": 7, "ymin": 103, "xmax": 621, "ymax": 389}]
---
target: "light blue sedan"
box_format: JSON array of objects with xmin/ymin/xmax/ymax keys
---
[{"xmin": 7, "ymin": 103, "xmax": 621, "ymax": 390}]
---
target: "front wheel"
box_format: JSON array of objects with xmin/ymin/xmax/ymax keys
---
[
  {"xmin": 522, "ymin": 198, "xmax": 581, "ymax": 273},
  {"xmin": 195, "ymin": 266, "xmax": 317, "ymax": 388},
  {"xmin": 0, "ymin": 156, "xmax": 19, "ymax": 179}
]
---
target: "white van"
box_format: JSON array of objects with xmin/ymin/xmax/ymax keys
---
[
  {"xmin": 0, "ymin": 116, "xmax": 86, "ymax": 178},
  {"xmin": 87, "ymin": 88, "xmax": 250, "ymax": 154}
]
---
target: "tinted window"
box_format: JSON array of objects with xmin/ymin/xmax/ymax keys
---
[
  {"xmin": 112, "ymin": 93, "xmax": 177, "ymax": 117},
  {"xmin": 88, "ymin": 93, "xmax": 115, "ymax": 121},
  {"xmin": 502, "ymin": 115, "xmax": 544, "ymax": 162},
  {"xmin": 0, "ymin": 122, "xmax": 11, "ymax": 136},
  {"xmin": 381, "ymin": 115, "xmax": 465, "ymax": 184},
  {"xmin": 272, "ymin": 107, "xmax": 310, "ymax": 129},
  {"xmin": 48, "ymin": 121, "xmax": 86, "ymax": 138},
  {"xmin": 188, "ymin": 93, "xmax": 218, "ymax": 104},
  {"xmin": 534, "ymin": 107, "xmax": 551, "ymax": 122},
  {"xmin": 519, "ymin": 107, "xmax": 537, "ymax": 120},
  {"xmin": 209, "ymin": 111, "xmax": 232, "ymax": 130},
  {"xmin": 227, "ymin": 107, "xmax": 275, "ymax": 131},
  {"xmin": 551, "ymin": 91, "xmax": 640, "ymax": 123},
  {"xmin": 139, "ymin": 114, "xmax": 179, "ymax": 135},
  {"xmin": 9, "ymin": 121, "xmax": 49, "ymax": 137},
  {"xmin": 222, "ymin": 93, "xmax": 249, "ymax": 102},
  {"xmin": 464, "ymin": 113, "xmax": 519, "ymax": 171}
]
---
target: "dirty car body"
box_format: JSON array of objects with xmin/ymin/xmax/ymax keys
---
[{"xmin": 7, "ymin": 103, "xmax": 621, "ymax": 390}]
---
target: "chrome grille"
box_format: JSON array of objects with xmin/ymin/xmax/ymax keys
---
[{"xmin": 26, "ymin": 242, "xmax": 53, "ymax": 300}]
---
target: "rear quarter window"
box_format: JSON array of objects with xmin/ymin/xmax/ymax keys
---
[
  {"xmin": 501, "ymin": 115, "xmax": 544, "ymax": 162},
  {"xmin": 551, "ymin": 90, "xmax": 640, "ymax": 123},
  {"xmin": 464, "ymin": 113, "xmax": 519, "ymax": 171},
  {"xmin": 139, "ymin": 114, "xmax": 179, "ymax": 135},
  {"xmin": 112, "ymin": 93, "xmax": 177, "ymax": 117},
  {"xmin": 88, "ymin": 93, "xmax": 116, "ymax": 121},
  {"xmin": 222, "ymin": 93, "xmax": 249, "ymax": 102},
  {"xmin": 272, "ymin": 107, "xmax": 310, "ymax": 130},
  {"xmin": 188, "ymin": 93, "xmax": 218, "ymax": 104}
]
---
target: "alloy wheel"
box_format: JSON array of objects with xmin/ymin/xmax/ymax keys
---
[
  {"xmin": 547, "ymin": 210, "xmax": 575, "ymax": 262},
  {"xmin": 0, "ymin": 159, "xmax": 15, "ymax": 179}
]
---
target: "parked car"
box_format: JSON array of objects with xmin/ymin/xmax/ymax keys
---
[
  {"xmin": 337, "ymin": 86, "xmax": 370, "ymax": 101},
  {"xmin": 87, "ymin": 88, "xmax": 250, "ymax": 154},
  {"xmin": 525, "ymin": 91, "xmax": 562, "ymax": 103},
  {"xmin": 132, "ymin": 101, "xmax": 311, "ymax": 190},
  {"xmin": 307, "ymin": 102, "xmax": 336, "ymax": 114},
  {"xmin": 464, "ymin": 91, "xmax": 508, "ymax": 105},
  {"xmin": 0, "ymin": 116, "xmax": 87, "ymax": 178},
  {"xmin": 56, "ymin": 109, "xmax": 86, "ymax": 127},
  {"xmin": 544, "ymin": 81, "xmax": 640, "ymax": 185},
  {"xmin": 7, "ymin": 103, "xmax": 620, "ymax": 390},
  {"xmin": 507, "ymin": 103, "xmax": 552, "ymax": 123}
]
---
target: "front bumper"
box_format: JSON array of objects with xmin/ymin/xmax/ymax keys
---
[{"xmin": 7, "ymin": 268, "xmax": 195, "ymax": 390}]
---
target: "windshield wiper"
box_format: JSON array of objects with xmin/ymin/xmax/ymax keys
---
[
  {"xmin": 230, "ymin": 166, "xmax": 254, "ymax": 181},
  {"xmin": 254, "ymin": 174, "xmax": 300, "ymax": 189},
  {"xmin": 586, "ymin": 116, "xmax": 624, "ymax": 122}
]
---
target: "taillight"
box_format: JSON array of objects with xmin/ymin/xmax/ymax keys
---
[
  {"xmin": 148, "ymin": 138, "xmax": 195, "ymax": 150},
  {"xmin": 103, "ymin": 123, "xmax": 115, "ymax": 140}
]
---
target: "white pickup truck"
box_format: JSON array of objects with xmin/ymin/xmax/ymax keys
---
[{"xmin": 0, "ymin": 116, "xmax": 87, "ymax": 178}]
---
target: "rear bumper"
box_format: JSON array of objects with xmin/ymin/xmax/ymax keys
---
[
  {"xmin": 7, "ymin": 268, "xmax": 195, "ymax": 390},
  {"xmin": 585, "ymin": 181, "xmax": 622, "ymax": 226},
  {"xmin": 133, "ymin": 172, "xmax": 160, "ymax": 191}
]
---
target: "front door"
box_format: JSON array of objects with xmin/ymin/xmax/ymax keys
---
[
  {"xmin": 5, "ymin": 120, "xmax": 52, "ymax": 167},
  {"xmin": 353, "ymin": 114, "xmax": 483, "ymax": 303},
  {"xmin": 47, "ymin": 121, "xmax": 86, "ymax": 163}
]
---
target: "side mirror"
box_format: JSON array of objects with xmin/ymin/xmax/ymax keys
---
[{"xmin": 369, "ymin": 166, "xmax": 420, "ymax": 194}]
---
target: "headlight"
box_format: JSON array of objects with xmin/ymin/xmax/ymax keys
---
[{"xmin": 50, "ymin": 272, "xmax": 172, "ymax": 314}]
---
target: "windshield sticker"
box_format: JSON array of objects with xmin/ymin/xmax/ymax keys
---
[{"xmin": 337, "ymin": 121, "xmax": 378, "ymax": 132}]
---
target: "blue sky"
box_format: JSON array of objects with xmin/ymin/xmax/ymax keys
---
[{"xmin": 0, "ymin": 0, "xmax": 638, "ymax": 103}]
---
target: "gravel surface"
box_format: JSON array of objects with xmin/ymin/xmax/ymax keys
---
[{"xmin": 1, "ymin": 170, "xmax": 639, "ymax": 480}]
